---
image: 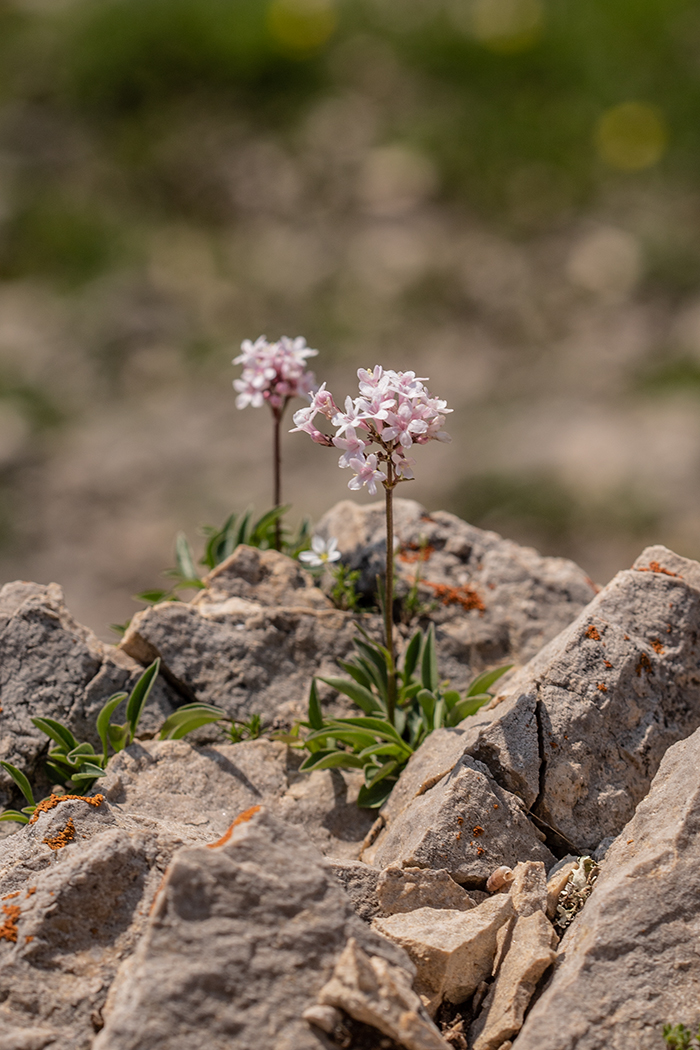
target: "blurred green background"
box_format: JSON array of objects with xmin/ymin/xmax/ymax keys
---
[{"xmin": 1, "ymin": 0, "xmax": 700, "ymax": 634}]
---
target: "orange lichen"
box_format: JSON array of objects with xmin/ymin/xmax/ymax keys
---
[
  {"xmin": 650, "ymin": 638, "xmax": 665, "ymax": 655},
  {"xmin": 397, "ymin": 543, "xmax": 435, "ymax": 565},
  {"xmin": 636, "ymin": 652, "xmax": 653, "ymax": 677},
  {"xmin": 0, "ymin": 904, "xmax": 20, "ymax": 943},
  {"xmin": 25, "ymin": 936, "xmax": 33, "ymax": 944},
  {"xmin": 597, "ymin": 684, "xmax": 608, "ymax": 693},
  {"xmin": 25, "ymin": 888, "xmax": 36, "ymax": 899},
  {"xmin": 2, "ymin": 892, "xmax": 19, "ymax": 901},
  {"xmin": 472, "ymin": 826, "xmax": 485, "ymax": 837},
  {"xmin": 424, "ymin": 582, "xmax": 486, "ymax": 614},
  {"xmin": 207, "ymin": 805, "xmax": 261, "ymax": 849},
  {"xmin": 636, "ymin": 561, "xmax": 682, "ymax": 579},
  {"xmin": 585, "ymin": 625, "xmax": 601, "ymax": 641},
  {"xmin": 28, "ymin": 793, "xmax": 104, "ymax": 825},
  {"xmin": 43, "ymin": 818, "xmax": 76, "ymax": 851},
  {"xmin": 604, "ymin": 660, "xmax": 612, "ymax": 668},
  {"xmin": 476, "ymin": 846, "xmax": 485, "ymax": 856},
  {"xmin": 550, "ymin": 740, "xmax": 558, "ymax": 748}
]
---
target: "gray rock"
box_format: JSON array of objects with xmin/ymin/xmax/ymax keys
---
[
  {"xmin": 103, "ymin": 738, "xmax": 373, "ymax": 862},
  {"xmin": 365, "ymin": 756, "xmax": 554, "ymax": 883},
  {"xmin": 0, "ymin": 794, "xmax": 178, "ymax": 1050},
  {"xmin": 514, "ymin": 720, "xmax": 700, "ymax": 1050},
  {"xmin": 369, "ymin": 543, "xmax": 700, "ymax": 859},
  {"xmin": 315, "ymin": 937, "xmax": 450, "ymax": 1050},
  {"xmin": 192, "ymin": 544, "xmax": 332, "ymax": 611},
  {"xmin": 93, "ymin": 806, "xmax": 412, "ymax": 1050},
  {"xmin": 120, "ymin": 599, "xmax": 372, "ymax": 726},
  {"xmin": 329, "ymin": 860, "xmax": 382, "ymax": 922},
  {"xmin": 373, "ymin": 893, "xmax": 515, "ymax": 1015},
  {"xmin": 315, "ymin": 498, "xmax": 598, "ymax": 690},
  {"xmin": 0, "ymin": 582, "xmax": 177, "ymax": 806},
  {"xmin": 376, "ymin": 865, "xmax": 476, "ymax": 915},
  {"xmin": 470, "ymin": 909, "xmax": 557, "ymax": 1050}
]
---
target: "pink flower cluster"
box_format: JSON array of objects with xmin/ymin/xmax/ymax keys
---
[
  {"xmin": 291, "ymin": 365, "xmax": 451, "ymax": 495},
  {"xmin": 233, "ymin": 336, "xmax": 318, "ymax": 413}
]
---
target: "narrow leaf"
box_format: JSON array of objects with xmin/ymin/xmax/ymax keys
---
[
  {"xmin": 421, "ymin": 623, "xmax": 438, "ymax": 693},
  {"xmin": 175, "ymin": 532, "xmax": 199, "ymax": 583},
  {"xmin": 134, "ymin": 589, "xmax": 171, "ymax": 604},
  {"xmin": 307, "ymin": 679, "xmax": 324, "ymax": 731},
  {"xmin": 299, "ymin": 751, "xmax": 365, "ymax": 772},
  {"xmin": 0, "ymin": 761, "xmax": 35, "ymax": 807},
  {"xmin": 442, "ymin": 689, "xmax": 462, "ymax": 711},
  {"xmin": 159, "ymin": 703, "xmax": 225, "ymax": 740},
  {"xmin": 70, "ymin": 763, "xmax": 107, "ymax": 780},
  {"xmin": 466, "ymin": 664, "xmax": 513, "ymax": 698},
  {"xmin": 317, "ymin": 676, "xmax": 381, "ymax": 715},
  {"xmin": 402, "ymin": 629, "xmax": 422, "ymax": 683},
  {"xmin": 96, "ymin": 692, "xmax": 128, "ymax": 762},
  {"xmin": 31, "ymin": 717, "xmax": 78, "ymax": 752},
  {"xmin": 0, "ymin": 810, "xmax": 29, "ymax": 824},
  {"xmin": 357, "ymin": 778, "xmax": 395, "ymax": 809},
  {"xmin": 446, "ymin": 693, "xmax": 492, "ymax": 725},
  {"xmin": 125, "ymin": 658, "xmax": 161, "ymax": 740}
]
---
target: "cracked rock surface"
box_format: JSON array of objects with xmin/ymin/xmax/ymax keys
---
[{"xmin": 514, "ymin": 721, "xmax": 700, "ymax": 1050}]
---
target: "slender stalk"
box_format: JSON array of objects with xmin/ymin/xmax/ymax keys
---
[
  {"xmin": 384, "ymin": 460, "xmax": 397, "ymax": 726},
  {"xmin": 273, "ymin": 410, "xmax": 282, "ymax": 551}
]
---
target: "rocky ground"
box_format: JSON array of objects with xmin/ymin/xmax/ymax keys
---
[{"xmin": 0, "ymin": 499, "xmax": 698, "ymax": 1049}]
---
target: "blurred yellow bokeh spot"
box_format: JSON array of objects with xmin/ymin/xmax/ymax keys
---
[
  {"xmin": 267, "ymin": 0, "xmax": 337, "ymax": 57},
  {"xmin": 595, "ymin": 102, "xmax": 668, "ymax": 172},
  {"xmin": 468, "ymin": 0, "xmax": 544, "ymax": 53}
]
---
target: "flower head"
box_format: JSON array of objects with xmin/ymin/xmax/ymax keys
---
[
  {"xmin": 291, "ymin": 362, "xmax": 451, "ymax": 495},
  {"xmin": 234, "ymin": 335, "xmax": 318, "ymax": 413},
  {"xmin": 298, "ymin": 535, "xmax": 342, "ymax": 567}
]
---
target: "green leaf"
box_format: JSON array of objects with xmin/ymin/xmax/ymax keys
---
[
  {"xmin": 421, "ymin": 623, "xmax": 438, "ymax": 693},
  {"xmin": 336, "ymin": 659, "xmax": 374, "ymax": 692},
  {"xmin": 45, "ymin": 761, "xmax": 71, "ymax": 784},
  {"xmin": 357, "ymin": 742, "xmax": 405, "ymax": 760},
  {"xmin": 134, "ymin": 589, "xmax": 171, "ymax": 604},
  {"xmin": 158, "ymin": 703, "xmax": 225, "ymax": 740},
  {"xmin": 69, "ymin": 762, "xmax": 107, "ymax": 780},
  {"xmin": 0, "ymin": 761, "xmax": 35, "ymax": 807},
  {"xmin": 31, "ymin": 717, "xmax": 79, "ymax": 752},
  {"xmin": 110, "ymin": 621, "xmax": 130, "ymax": 637},
  {"xmin": 330, "ymin": 717, "xmax": 412, "ymax": 752},
  {"xmin": 125, "ymin": 658, "xmax": 161, "ymax": 741},
  {"xmin": 442, "ymin": 689, "xmax": 462, "ymax": 711},
  {"xmin": 307, "ymin": 679, "xmax": 324, "ymax": 731},
  {"xmin": 96, "ymin": 692, "xmax": 128, "ymax": 762},
  {"xmin": 433, "ymin": 696, "xmax": 446, "ymax": 731},
  {"xmin": 175, "ymin": 532, "xmax": 200, "ymax": 584},
  {"xmin": 446, "ymin": 693, "xmax": 492, "ymax": 725},
  {"xmin": 317, "ymin": 676, "xmax": 382, "ymax": 716},
  {"xmin": 107, "ymin": 724, "xmax": 130, "ymax": 752},
  {"xmin": 357, "ymin": 778, "xmax": 396, "ymax": 809},
  {"xmin": 234, "ymin": 508, "xmax": 253, "ymax": 546},
  {"xmin": 305, "ymin": 727, "xmax": 381, "ymax": 750},
  {"xmin": 0, "ymin": 810, "xmax": 30, "ymax": 824},
  {"xmin": 299, "ymin": 750, "xmax": 365, "ymax": 772},
  {"xmin": 402, "ymin": 629, "xmax": 423, "ymax": 683},
  {"xmin": 67, "ymin": 742, "xmax": 96, "ymax": 760},
  {"xmin": 363, "ymin": 758, "xmax": 399, "ymax": 790},
  {"xmin": 417, "ymin": 688, "xmax": 436, "ymax": 724},
  {"xmin": 250, "ymin": 505, "xmax": 289, "ymax": 546},
  {"xmin": 466, "ymin": 664, "xmax": 513, "ymax": 698}
]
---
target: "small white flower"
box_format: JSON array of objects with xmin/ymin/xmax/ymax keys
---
[{"xmin": 299, "ymin": 535, "xmax": 342, "ymax": 568}]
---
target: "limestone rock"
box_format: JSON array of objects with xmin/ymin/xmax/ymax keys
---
[
  {"xmin": 0, "ymin": 794, "xmax": 180, "ymax": 1050},
  {"xmin": 119, "ymin": 599, "xmax": 370, "ymax": 725},
  {"xmin": 329, "ymin": 860, "xmax": 382, "ymax": 922},
  {"xmin": 103, "ymin": 738, "xmax": 373, "ymax": 861},
  {"xmin": 373, "ymin": 893, "xmax": 514, "ymax": 1014},
  {"xmin": 192, "ymin": 544, "xmax": 331, "ymax": 611},
  {"xmin": 376, "ymin": 865, "xmax": 475, "ymax": 915},
  {"xmin": 365, "ymin": 755, "xmax": 554, "ymax": 881},
  {"xmin": 315, "ymin": 498, "xmax": 597, "ymax": 690},
  {"xmin": 316, "ymin": 937, "xmax": 450, "ymax": 1050},
  {"xmin": 93, "ymin": 807, "xmax": 411, "ymax": 1050},
  {"xmin": 370, "ymin": 544, "xmax": 700, "ymax": 859},
  {"xmin": 0, "ymin": 581, "xmax": 177, "ymax": 806},
  {"xmin": 470, "ymin": 909, "xmax": 557, "ymax": 1050},
  {"xmin": 513, "ymin": 722, "xmax": 700, "ymax": 1050}
]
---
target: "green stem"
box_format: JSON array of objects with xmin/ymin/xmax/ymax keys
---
[{"xmin": 384, "ymin": 463, "xmax": 397, "ymax": 726}]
